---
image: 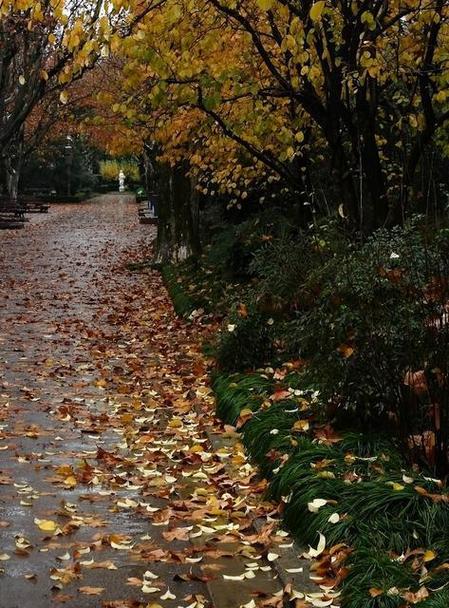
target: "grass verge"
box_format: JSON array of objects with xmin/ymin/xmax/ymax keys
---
[
  {"xmin": 159, "ymin": 257, "xmax": 449, "ymax": 607},
  {"xmin": 160, "ymin": 264, "xmax": 199, "ymax": 318},
  {"xmin": 213, "ymin": 370, "xmax": 449, "ymax": 608},
  {"xmin": 160, "ymin": 257, "xmax": 246, "ymax": 319}
]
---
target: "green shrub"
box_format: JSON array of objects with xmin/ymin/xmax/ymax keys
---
[
  {"xmin": 249, "ymin": 220, "xmax": 346, "ymax": 316},
  {"xmin": 207, "ymin": 209, "xmax": 295, "ymax": 281},
  {"xmin": 215, "ymin": 306, "xmax": 275, "ymax": 371},
  {"xmin": 207, "ymin": 224, "xmax": 252, "ymax": 280},
  {"xmin": 296, "ymin": 220, "xmax": 449, "ymax": 475}
]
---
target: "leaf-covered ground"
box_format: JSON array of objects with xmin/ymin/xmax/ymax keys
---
[
  {"xmin": 161, "ymin": 232, "xmax": 449, "ymax": 607},
  {"xmin": 0, "ymin": 196, "xmax": 333, "ymax": 608}
]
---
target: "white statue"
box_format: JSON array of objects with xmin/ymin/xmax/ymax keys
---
[{"xmin": 119, "ymin": 170, "xmax": 126, "ymax": 192}]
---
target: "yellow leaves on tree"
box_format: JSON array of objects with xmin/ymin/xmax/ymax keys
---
[{"xmin": 309, "ymin": 1, "xmax": 326, "ymax": 22}]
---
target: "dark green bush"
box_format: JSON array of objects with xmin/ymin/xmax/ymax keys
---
[
  {"xmin": 215, "ymin": 305, "xmax": 275, "ymax": 371},
  {"xmin": 249, "ymin": 220, "xmax": 346, "ymax": 315},
  {"xmin": 207, "ymin": 224, "xmax": 252, "ymax": 280},
  {"xmin": 207, "ymin": 209, "xmax": 295, "ymax": 281},
  {"xmin": 296, "ymin": 221, "xmax": 449, "ymax": 475}
]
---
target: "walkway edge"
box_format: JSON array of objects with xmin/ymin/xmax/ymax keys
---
[{"xmin": 195, "ymin": 404, "xmax": 319, "ymax": 605}]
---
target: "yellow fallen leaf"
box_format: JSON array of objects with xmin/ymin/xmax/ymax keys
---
[
  {"xmin": 386, "ymin": 481, "xmax": 405, "ymax": 491},
  {"xmin": 257, "ymin": 0, "xmax": 274, "ymax": 10},
  {"xmin": 57, "ymin": 465, "xmax": 73, "ymax": 476},
  {"xmin": 64, "ymin": 475, "xmax": 77, "ymax": 488},
  {"xmin": 168, "ymin": 418, "xmax": 182, "ymax": 428},
  {"xmin": 191, "ymin": 444, "xmax": 204, "ymax": 453},
  {"xmin": 424, "ymin": 550, "xmax": 437, "ymax": 562},
  {"xmin": 293, "ymin": 419, "xmax": 310, "ymax": 432},
  {"xmin": 34, "ymin": 518, "xmax": 58, "ymax": 533}
]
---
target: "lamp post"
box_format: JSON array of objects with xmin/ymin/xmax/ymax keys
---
[{"xmin": 64, "ymin": 135, "xmax": 73, "ymax": 196}]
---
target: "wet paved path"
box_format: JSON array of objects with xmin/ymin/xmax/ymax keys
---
[{"xmin": 0, "ymin": 196, "xmax": 285, "ymax": 608}]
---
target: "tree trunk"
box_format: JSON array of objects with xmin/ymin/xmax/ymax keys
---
[
  {"xmin": 155, "ymin": 162, "xmax": 201, "ymax": 264},
  {"xmin": 142, "ymin": 142, "xmax": 155, "ymax": 195},
  {"xmin": 4, "ymin": 129, "xmax": 24, "ymax": 203},
  {"xmin": 327, "ymin": 129, "xmax": 360, "ymax": 230},
  {"xmin": 358, "ymin": 126, "xmax": 389, "ymax": 233}
]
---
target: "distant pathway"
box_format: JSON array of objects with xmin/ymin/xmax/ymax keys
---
[{"xmin": 0, "ymin": 196, "xmax": 285, "ymax": 608}]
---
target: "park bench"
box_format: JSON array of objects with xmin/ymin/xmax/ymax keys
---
[
  {"xmin": 19, "ymin": 195, "xmax": 50, "ymax": 213},
  {"xmin": 137, "ymin": 201, "xmax": 151, "ymax": 216},
  {"xmin": 139, "ymin": 215, "xmax": 158, "ymax": 225},
  {"xmin": 0, "ymin": 197, "xmax": 26, "ymax": 229},
  {"xmin": 137, "ymin": 192, "xmax": 158, "ymax": 224},
  {"xmin": 138, "ymin": 203, "xmax": 158, "ymax": 225}
]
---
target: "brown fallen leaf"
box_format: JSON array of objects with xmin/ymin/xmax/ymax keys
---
[
  {"xmin": 337, "ymin": 343, "xmax": 354, "ymax": 358},
  {"xmin": 102, "ymin": 601, "xmax": 145, "ymax": 608},
  {"xmin": 52, "ymin": 594, "xmax": 74, "ymax": 604},
  {"xmin": 236, "ymin": 407, "xmax": 253, "ymax": 429},
  {"xmin": 87, "ymin": 560, "xmax": 118, "ymax": 570},
  {"xmin": 79, "ymin": 586, "xmax": 105, "ymax": 595},
  {"xmin": 162, "ymin": 527, "xmax": 190, "ymax": 542},
  {"xmin": 126, "ymin": 577, "xmax": 143, "ymax": 587},
  {"xmin": 270, "ymin": 389, "xmax": 291, "ymax": 402},
  {"xmin": 402, "ymin": 586, "xmax": 429, "ymax": 603}
]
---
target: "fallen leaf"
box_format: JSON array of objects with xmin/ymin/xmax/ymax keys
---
[{"xmin": 79, "ymin": 586, "xmax": 105, "ymax": 595}]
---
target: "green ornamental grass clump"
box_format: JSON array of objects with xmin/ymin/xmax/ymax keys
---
[
  {"xmin": 160, "ymin": 265, "xmax": 198, "ymax": 318},
  {"xmin": 213, "ymin": 371, "xmax": 273, "ymax": 424},
  {"xmin": 214, "ymin": 370, "xmax": 449, "ymax": 608}
]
